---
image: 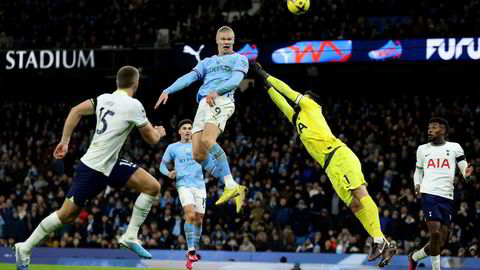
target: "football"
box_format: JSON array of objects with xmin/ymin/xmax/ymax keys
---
[{"xmin": 287, "ymin": 0, "xmax": 310, "ymax": 15}]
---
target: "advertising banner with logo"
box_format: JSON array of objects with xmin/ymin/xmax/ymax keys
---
[
  {"xmin": 176, "ymin": 37, "xmax": 480, "ymax": 66},
  {"xmin": 426, "ymin": 38, "xmax": 480, "ymax": 61},
  {"xmin": 2, "ymin": 37, "xmax": 478, "ymax": 71}
]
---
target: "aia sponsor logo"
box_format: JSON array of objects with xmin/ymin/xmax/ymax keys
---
[{"xmin": 427, "ymin": 159, "xmax": 451, "ymax": 169}]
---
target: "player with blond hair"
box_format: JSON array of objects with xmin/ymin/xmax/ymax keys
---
[{"xmin": 155, "ymin": 26, "xmax": 248, "ymax": 213}]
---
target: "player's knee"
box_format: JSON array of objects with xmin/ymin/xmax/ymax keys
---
[
  {"xmin": 349, "ymin": 198, "xmax": 361, "ymax": 213},
  {"xmin": 193, "ymin": 152, "xmax": 207, "ymax": 163},
  {"xmin": 57, "ymin": 211, "xmax": 75, "ymax": 225},
  {"xmin": 195, "ymin": 216, "xmax": 204, "ymax": 226},
  {"xmin": 431, "ymin": 231, "xmax": 441, "ymax": 242},
  {"xmin": 56, "ymin": 213, "xmax": 68, "ymax": 224},
  {"xmin": 141, "ymin": 178, "xmax": 160, "ymax": 197},
  {"xmin": 185, "ymin": 212, "xmax": 196, "ymax": 223},
  {"xmin": 352, "ymin": 185, "xmax": 369, "ymax": 200},
  {"xmin": 148, "ymin": 180, "xmax": 161, "ymax": 196},
  {"xmin": 201, "ymin": 136, "xmax": 216, "ymax": 150}
]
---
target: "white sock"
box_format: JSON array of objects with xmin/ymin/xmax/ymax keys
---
[
  {"xmin": 25, "ymin": 212, "xmax": 62, "ymax": 250},
  {"xmin": 125, "ymin": 193, "xmax": 156, "ymax": 239},
  {"xmin": 412, "ymin": 247, "xmax": 428, "ymax": 262},
  {"xmin": 431, "ymin": 255, "xmax": 440, "ymax": 270},
  {"xmin": 373, "ymin": 237, "xmax": 386, "ymax": 244},
  {"xmin": 224, "ymin": 174, "xmax": 238, "ymax": 189}
]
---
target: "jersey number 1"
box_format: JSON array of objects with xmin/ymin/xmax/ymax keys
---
[{"xmin": 97, "ymin": 107, "xmax": 115, "ymax": 134}]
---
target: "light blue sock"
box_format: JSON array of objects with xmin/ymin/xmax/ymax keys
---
[
  {"xmin": 184, "ymin": 223, "xmax": 195, "ymax": 251},
  {"xmin": 200, "ymin": 154, "xmax": 217, "ymax": 176},
  {"xmin": 208, "ymin": 144, "xmax": 231, "ymax": 179},
  {"xmin": 194, "ymin": 225, "xmax": 203, "ymax": 250}
]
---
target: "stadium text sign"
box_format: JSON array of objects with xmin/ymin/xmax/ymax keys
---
[
  {"xmin": 426, "ymin": 38, "xmax": 480, "ymax": 60},
  {"xmin": 5, "ymin": 50, "xmax": 95, "ymax": 70}
]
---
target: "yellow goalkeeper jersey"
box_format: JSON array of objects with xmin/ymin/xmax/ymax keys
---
[
  {"xmin": 266, "ymin": 76, "xmax": 345, "ymax": 167},
  {"xmin": 294, "ymin": 101, "xmax": 345, "ymax": 167}
]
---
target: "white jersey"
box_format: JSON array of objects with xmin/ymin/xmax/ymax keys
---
[
  {"xmin": 81, "ymin": 90, "xmax": 149, "ymax": 176},
  {"xmin": 416, "ymin": 141, "xmax": 465, "ymax": 200}
]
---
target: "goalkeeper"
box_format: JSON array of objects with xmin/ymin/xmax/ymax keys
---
[{"xmin": 250, "ymin": 62, "xmax": 396, "ymax": 267}]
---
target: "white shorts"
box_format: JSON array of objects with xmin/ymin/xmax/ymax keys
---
[
  {"xmin": 177, "ymin": 186, "xmax": 207, "ymax": 214},
  {"xmin": 192, "ymin": 95, "xmax": 235, "ymax": 134}
]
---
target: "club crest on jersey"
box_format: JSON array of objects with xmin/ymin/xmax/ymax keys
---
[
  {"xmin": 185, "ymin": 147, "xmax": 192, "ymax": 154},
  {"xmin": 427, "ymin": 158, "xmax": 450, "ymax": 169}
]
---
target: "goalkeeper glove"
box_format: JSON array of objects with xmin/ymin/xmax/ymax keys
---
[
  {"xmin": 249, "ymin": 61, "xmax": 270, "ymax": 79},
  {"xmin": 264, "ymin": 79, "xmax": 273, "ymax": 89}
]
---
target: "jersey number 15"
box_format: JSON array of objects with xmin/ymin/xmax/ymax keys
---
[{"xmin": 97, "ymin": 107, "xmax": 116, "ymax": 134}]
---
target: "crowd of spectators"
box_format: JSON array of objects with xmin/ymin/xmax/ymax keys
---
[
  {"xmin": 1, "ymin": 0, "xmax": 480, "ymax": 49},
  {"xmin": 0, "ymin": 86, "xmax": 479, "ymax": 258}
]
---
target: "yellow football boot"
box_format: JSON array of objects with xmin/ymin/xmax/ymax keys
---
[{"xmin": 216, "ymin": 185, "xmax": 248, "ymax": 213}]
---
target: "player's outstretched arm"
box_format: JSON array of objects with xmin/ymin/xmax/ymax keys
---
[
  {"xmin": 267, "ymin": 87, "xmax": 295, "ymax": 124},
  {"xmin": 54, "ymin": 100, "xmax": 95, "ymax": 159},
  {"xmin": 266, "ymin": 76, "xmax": 301, "ymax": 103},
  {"xmin": 250, "ymin": 62, "xmax": 318, "ymax": 110},
  {"xmin": 250, "ymin": 62, "xmax": 300, "ymax": 102},
  {"xmin": 155, "ymin": 71, "xmax": 200, "ymax": 108}
]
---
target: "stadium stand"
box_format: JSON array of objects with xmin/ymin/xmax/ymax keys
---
[
  {"xmin": 1, "ymin": 0, "xmax": 480, "ymax": 48},
  {"xmin": 1, "ymin": 0, "xmax": 480, "ymax": 266},
  {"xmin": 1, "ymin": 91, "xmax": 479, "ymax": 256}
]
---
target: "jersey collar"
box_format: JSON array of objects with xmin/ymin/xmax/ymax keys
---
[
  {"xmin": 114, "ymin": 89, "xmax": 129, "ymax": 95},
  {"xmin": 430, "ymin": 140, "xmax": 447, "ymax": 147}
]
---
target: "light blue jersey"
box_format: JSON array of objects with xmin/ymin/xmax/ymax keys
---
[
  {"xmin": 162, "ymin": 52, "xmax": 248, "ymax": 103},
  {"xmin": 192, "ymin": 53, "xmax": 248, "ymax": 102},
  {"xmin": 160, "ymin": 142, "xmax": 205, "ymax": 189}
]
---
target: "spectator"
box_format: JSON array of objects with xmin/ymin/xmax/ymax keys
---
[
  {"xmin": 1, "ymin": 92, "xmax": 479, "ymax": 256},
  {"xmin": 174, "ymin": 235, "xmax": 187, "ymax": 250},
  {"xmin": 313, "ymin": 232, "xmax": 322, "ymax": 253},
  {"xmin": 2, "ymin": 0, "xmax": 479, "ymax": 48},
  {"xmin": 296, "ymin": 238, "xmax": 314, "ymax": 253},
  {"xmin": 254, "ymin": 231, "xmax": 269, "ymax": 251},
  {"xmin": 239, "ymin": 235, "xmax": 256, "ymax": 252},
  {"xmin": 292, "ymin": 199, "xmax": 310, "ymax": 246},
  {"xmin": 273, "ymin": 197, "xmax": 292, "ymax": 229}
]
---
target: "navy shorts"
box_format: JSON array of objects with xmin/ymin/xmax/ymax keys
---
[
  {"xmin": 67, "ymin": 159, "xmax": 139, "ymax": 207},
  {"xmin": 421, "ymin": 193, "xmax": 454, "ymax": 226}
]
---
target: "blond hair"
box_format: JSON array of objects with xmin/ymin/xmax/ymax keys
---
[{"xmin": 216, "ymin": 26, "xmax": 235, "ymax": 37}]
